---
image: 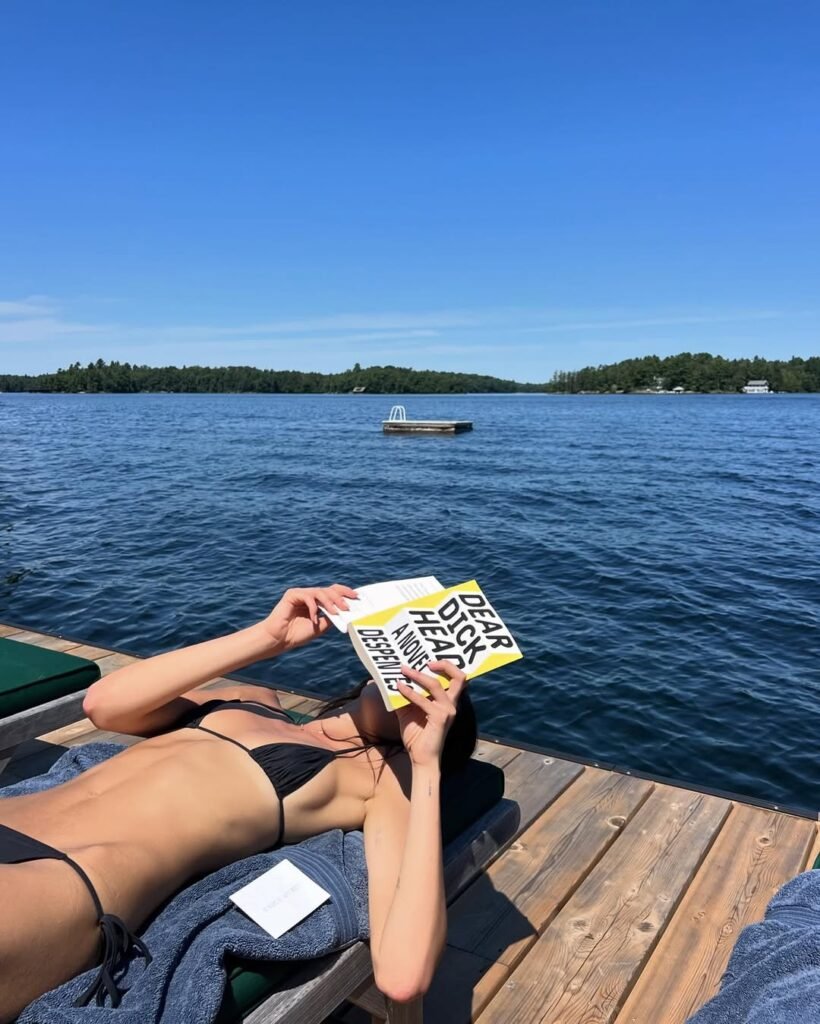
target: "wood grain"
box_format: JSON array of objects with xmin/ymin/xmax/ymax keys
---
[
  {"xmin": 3, "ymin": 630, "xmax": 80, "ymax": 652},
  {"xmin": 61, "ymin": 642, "xmax": 119, "ymax": 661},
  {"xmin": 425, "ymin": 771, "xmax": 652, "ymax": 1020},
  {"xmin": 804, "ymin": 820, "xmax": 820, "ymax": 871},
  {"xmin": 480, "ymin": 786, "xmax": 730, "ymax": 1024},
  {"xmin": 473, "ymin": 740, "xmax": 521, "ymax": 769},
  {"xmin": 615, "ymin": 803, "xmax": 816, "ymax": 1024},
  {"xmin": 93, "ymin": 652, "xmax": 139, "ymax": 675},
  {"xmin": 463, "ymin": 770, "xmax": 653, "ymax": 966},
  {"xmin": 499, "ymin": 751, "xmax": 584, "ymax": 835}
]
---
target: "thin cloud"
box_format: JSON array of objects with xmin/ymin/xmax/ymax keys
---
[
  {"xmin": 2, "ymin": 295, "xmax": 817, "ymax": 377},
  {"xmin": 0, "ymin": 295, "xmax": 57, "ymax": 318},
  {"xmin": 519, "ymin": 310, "xmax": 805, "ymax": 333}
]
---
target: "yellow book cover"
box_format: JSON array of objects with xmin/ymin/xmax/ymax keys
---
[{"xmin": 348, "ymin": 579, "xmax": 523, "ymax": 711}]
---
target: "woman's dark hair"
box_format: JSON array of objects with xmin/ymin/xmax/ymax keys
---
[{"xmin": 316, "ymin": 678, "xmax": 477, "ymax": 777}]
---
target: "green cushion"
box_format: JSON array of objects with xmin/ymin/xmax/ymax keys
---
[
  {"xmin": 285, "ymin": 710, "xmax": 313, "ymax": 726},
  {"xmin": 0, "ymin": 638, "xmax": 101, "ymax": 718},
  {"xmin": 216, "ymin": 959, "xmax": 292, "ymax": 1024},
  {"xmin": 218, "ymin": 751, "xmax": 505, "ymax": 1020}
]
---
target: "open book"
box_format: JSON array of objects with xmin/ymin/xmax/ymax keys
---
[{"xmin": 330, "ymin": 578, "xmax": 523, "ymax": 711}]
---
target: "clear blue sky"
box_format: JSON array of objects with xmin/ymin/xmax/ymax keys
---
[{"xmin": 2, "ymin": 1, "xmax": 818, "ymax": 381}]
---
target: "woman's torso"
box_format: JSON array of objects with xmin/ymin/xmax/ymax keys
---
[{"xmin": 0, "ymin": 697, "xmax": 386, "ymax": 926}]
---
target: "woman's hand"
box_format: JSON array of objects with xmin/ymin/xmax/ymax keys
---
[
  {"xmin": 395, "ymin": 661, "xmax": 467, "ymax": 769},
  {"xmin": 261, "ymin": 584, "xmax": 358, "ymax": 652}
]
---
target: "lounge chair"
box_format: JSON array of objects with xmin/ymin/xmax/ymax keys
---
[{"xmin": 0, "ymin": 637, "xmax": 101, "ymax": 774}]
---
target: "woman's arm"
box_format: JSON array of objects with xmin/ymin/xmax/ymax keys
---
[
  {"xmin": 82, "ymin": 584, "xmax": 355, "ymax": 735},
  {"xmin": 363, "ymin": 661, "xmax": 467, "ymax": 1003}
]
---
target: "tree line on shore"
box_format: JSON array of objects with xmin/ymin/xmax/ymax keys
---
[
  {"xmin": 546, "ymin": 353, "xmax": 820, "ymax": 393},
  {"xmin": 2, "ymin": 352, "xmax": 819, "ymax": 395},
  {"xmin": 0, "ymin": 360, "xmax": 542, "ymax": 394}
]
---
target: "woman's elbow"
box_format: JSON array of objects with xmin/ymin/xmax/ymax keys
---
[
  {"xmin": 82, "ymin": 685, "xmax": 117, "ymax": 730},
  {"xmin": 373, "ymin": 957, "xmax": 438, "ymax": 1003},
  {"xmin": 374, "ymin": 973, "xmax": 431, "ymax": 1005}
]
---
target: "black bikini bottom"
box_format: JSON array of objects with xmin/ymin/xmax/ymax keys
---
[{"xmin": 0, "ymin": 822, "xmax": 152, "ymax": 1007}]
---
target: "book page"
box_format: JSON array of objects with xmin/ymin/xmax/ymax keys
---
[{"xmin": 324, "ymin": 576, "xmax": 443, "ymax": 633}]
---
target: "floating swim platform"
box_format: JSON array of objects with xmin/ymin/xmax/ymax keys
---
[{"xmin": 382, "ymin": 404, "xmax": 473, "ymax": 434}]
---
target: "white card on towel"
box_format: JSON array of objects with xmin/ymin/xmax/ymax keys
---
[{"xmin": 229, "ymin": 860, "xmax": 330, "ymax": 939}]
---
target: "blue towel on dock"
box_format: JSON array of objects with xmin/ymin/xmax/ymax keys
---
[
  {"xmin": 687, "ymin": 868, "xmax": 820, "ymax": 1023},
  {"xmin": 2, "ymin": 743, "xmax": 370, "ymax": 1024}
]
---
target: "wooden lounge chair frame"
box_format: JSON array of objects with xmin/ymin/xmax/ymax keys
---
[{"xmin": 0, "ymin": 689, "xmax": 89, "ymax": 775}]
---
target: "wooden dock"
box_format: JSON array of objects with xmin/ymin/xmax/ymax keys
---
[
  {"xmin": 382, "ymin": 419, "xmax": 473, "ymax": 434},
  {"xmin": 1, "ymin": 621, "xmax": 817, "ymax": 1023}
]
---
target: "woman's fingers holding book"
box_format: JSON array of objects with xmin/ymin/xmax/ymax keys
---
[
  {"xmin": 264, "ymin": 584, "xmax": 358, "ymax": 650},
  {"xmin": 292, "ymin": 584, "xmax": 357, "ymax": 620},
  {"xmin": 320, "ymin": 583, "xmax": 358, "ymax": 612},
  {"xmin": 427, "ymin": 660, "xmax": 467, "ymax": 702},
  {"xmin": 398, "ymin": 666, "xmax": 457, "ymax": 718},
  {"xmin": 314, "ymin": 587, "xmax": 349, "ymax": 614},
  {"xmin": 396, "ymin": 676, "xmax": 453, "ymax": 724}
]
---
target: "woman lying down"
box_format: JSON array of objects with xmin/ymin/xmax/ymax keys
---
[{"xmin": 0, "ymin": 584, "xmax": 476, "ymax": 1022}]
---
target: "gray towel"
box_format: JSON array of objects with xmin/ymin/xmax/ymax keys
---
[
  {"xmin": 2, "ymin": 743, "xmax": 370, "ymax": 1024},
  {"xmin": 687, "ymin": 868, "xmax": 820, "ymax": 1023}
]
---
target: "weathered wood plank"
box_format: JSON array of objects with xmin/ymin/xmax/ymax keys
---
[
  {"xmin": 62, "ymin": 643, "xmax": 120, "ymax": 661},
  {"xmin": 244, "ymin": 944, "xmax": 375, "ymax": 1024},
  {"xmin": 480, "ymin": 786, "xmax": 731, "ymax": 1024},
  {"xmin": 4, "ymin": 630, "xmax": 80, "ymax": 652},
  {"xmin": 425, "ymin": 771, "xmax": 652, "ymax": 1021},
  {"xmin": 0, "ymin": 624, "xmax": 23, "ymax": 637},
  {"xmin": 452, "ymin": 770, "xmax": 654, "ymax": 966},
  {"xmin": 473, "ymin": 740, "xmax": 521, "ymax": 770},
  {"xmin": 0, "ymin": 692, "xmax": 87, "ymax": 749},
  {"xmin": 93, "ymin": 652, "xmax": 139, "ymax": 676},
  {"xmin": 38, "ymin": 717, "xmax": 98, "ymax": 745},
  {"xmin": 615, "ymin": 804, "xmax": 816, "ymax": 1024},
  {"xmin": 499, "ymin": 751, "xmax": 584, "ymax": 835},
  {"xmin": 804, "ymin": 821, "xmax": 820, "ymax": 871}
]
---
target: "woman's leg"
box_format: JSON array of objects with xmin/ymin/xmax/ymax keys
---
[{"xmin": 0, "ymin": 859, "xmax": 100, "ymax": 1023}]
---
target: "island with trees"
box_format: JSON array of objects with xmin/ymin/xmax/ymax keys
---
[
  {"xmin": 545, "ymin": 352, "xmax": 820, "ymax": 393},
  {"xmin": 0, "ymin": 360, "xmax": 542, "ymax": 394}
]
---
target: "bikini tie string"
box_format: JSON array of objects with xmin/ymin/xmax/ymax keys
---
[{"xmin": 73, "ymin": 913, "xmax": 153, "ymax": 1008}]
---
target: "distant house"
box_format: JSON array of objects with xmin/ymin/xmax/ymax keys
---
[
  {"xmin": 742, "ymin": 379, "xmax": 771, "ymax": 394},
  {"xmin": 671, "ymin": 385, "xmax": 686, "ymax": 394},
  {"xmin": 351, "ymin": 386, "xmax": 367, "ymax": 393}
]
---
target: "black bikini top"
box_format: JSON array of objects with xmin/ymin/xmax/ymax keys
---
[{"xmin": 181, "ymin": 698, "xmax": 362, "ymax": 843}]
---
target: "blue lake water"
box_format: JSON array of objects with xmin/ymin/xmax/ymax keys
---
[{"xmin": 1, "ymin": 392, "xmax": 818, "ymax": 809}]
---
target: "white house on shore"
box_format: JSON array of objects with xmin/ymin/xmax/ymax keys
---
[{"xmin": 742, "ymin": 379, "xmax": 772, "ymax": 394}]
